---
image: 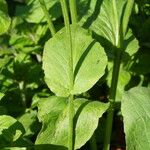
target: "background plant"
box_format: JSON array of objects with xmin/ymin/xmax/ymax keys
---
[{"xmin": 0, "ymin": 0, "xmax": 150, "ymax": 150}]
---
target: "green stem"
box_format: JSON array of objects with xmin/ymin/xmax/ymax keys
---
[
  {"xmin": 19, "ymin": 81, "xmax": 26, "ymax": 108},
  {"xmin": 112, "ymin": 0, "xmax": 119, "ymax": 46},
  {"xmin": 38, "ymin": 0, "xmax": 56, "ymax": 36},
  {"xmin": 69, "ymin": 0, "xmax": 77, "ymax": 25},
  {"xmin": 60, "ymin": 0, "xmax": 74, "ymax": 149},
  {"xmin": 68, "ymin": 94, "xmax": 75, "ymax": 150},
  {"xmin": 122, "ymin": 0, "xmax": 135, "ymax": 37},
  {"xmin": 103, "ymin": 49, "xmax": 122, "ymax": 150},
  {"xmin": 103, "ymin": 1, "xmax": 134, "ymax": 150}
]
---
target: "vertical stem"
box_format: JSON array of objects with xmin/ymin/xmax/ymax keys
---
[
  {"xmin": 122, "ymin": 0, "xmax": 135, "ymax": 37},
  {"xmin": 38, "ymin": 0, "xmax": 56, "ymax": 36},
  {"xmin": 60, "ymin": 0, "xmax": 70, "ymax": 29},
  {"xmin": 69, "ymin": 94, "xmax": 74, "ymax": 150},
  {"xmin": 103, "ymin": 49, "xmax": 122, "ymax": 150},
  {"xmin": 112, "ymin": 0, "xmax": 119, "ymax": 46},
  {"xmin": 103, "ymin": 1, "xmax": 134, "ymax": 150},
  {"xmin": 69, "ymin": 0, "xmax": 77, "ymax": 25},
  {"xmin": 19, "ymin": 81, "xmax": 26, "ymax": 108},
  {"xmin": 60, "ymin": 0, "xmax": 74, "ymax": 150}
]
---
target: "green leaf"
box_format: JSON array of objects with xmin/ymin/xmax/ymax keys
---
[
  {"xmin": 0, "ymin": 0, "xmax": 11, "ymax": 35},
  {"xmin": 35, "ymin": 96, "xmax": 109, "ymax": 149},
  {"xmin": 123, "ymin": 29, "xmax": 139, "ymax": 58},
  {"xmin": 79, "ymin": 1, "xmax": 139, "ymax": 63},
  {"xmin": 18, "ymin": 110, "xmax": 38, "ymax": 137},
  {"xmin": 79, "ymin": 0, "xmax": 127, "ymax": 46},
  {"xmin": 15, "ymin": 0, "xmax": 61, "ymax": 23},
  {"xmin": 0, "ymin": 93, "xmax": 4, "ymax": 100},
  {"xmin": 0, "ymin": 115, "xmax": 25, "ymax": 146},
  {"xmin": 0, "ymin": 56, "xmax": 11, "ymax": 71},
  {"xmin": 43, "ymin": 25, "xmax": 107, "ymax": 96},
  {"xmin": 121, "ymin": 87, "xmax": 150, "ymax": 150}
]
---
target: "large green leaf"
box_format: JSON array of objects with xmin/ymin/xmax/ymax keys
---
[
  {"xmin": 0, "ymin": 0, "xmax": 11, "ymax": 35},
  {"xmin": 35, "ymin": 96, "xmax": 109, "ymax": 149},
  {"xmin": 43, "ymin": 25, "xmax": 107, "ymax": 97},
  {"xmin": 79, "ymin": 0, "xmax": 127, "ymax": 46},
  {"xmin": 0, "ymin": 115, "xmax": 25, "ymax": 146},
  {"xmin": 121, "ymin": 87, "xmax": 150, "ymax": 150},
  {"xmin": 79, "ymin": 0, "xmax": 139, "ymax": 62}
]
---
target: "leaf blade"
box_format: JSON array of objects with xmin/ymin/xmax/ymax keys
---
[
  {"xmin": 43, "ymin": 25, "xmax": 107, "ymax": 96},
  {"xmin": 35, "ymin": 96, "xmax": 109, "ymax": 149},
  {"xmin": 121, "ymin": 87, "xmax": 150, "ymax": 150}
]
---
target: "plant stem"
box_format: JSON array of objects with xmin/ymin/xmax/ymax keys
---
[
  {"xmin": 103, "ymin": 48, "xmax": 122, "ymax": 150},
  {"xmin": 38, "ymin": 0, "xmax": 56, "ymax": 36},
  {"xmin": 69, "ymin": 0, "xmax": 77, "ymax": 25},
  {"xmin": 122, "ymin": 0, "xmax": 135, "ymax": 37},
  {"xmin": 103, "ymin": 1, "xmax": 134, "ymax": 150},
  {"xmin": 60, "ymin": 0, "xmax": 74, "ymax": 149},
  {"xmin": 68, "ymin": 94, "xmax": 75, "ymax": 150},
  {"xmin": 60, "ymin": 0, "xmax": 70, "ymax": 32},
  {"xmin": 19, "ymin": 81, "xmax": 26, "ymax": 108}
]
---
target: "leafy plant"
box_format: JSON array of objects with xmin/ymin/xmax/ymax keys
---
[
  {"xmin": 0, "ymin": 0, "xmax": 150, "ymax": 150},
  {"xmin": 0, "ymin": 0, "xmax": 11, "ymax": 35}
]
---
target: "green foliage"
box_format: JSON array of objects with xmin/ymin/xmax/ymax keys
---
[
  {"xmin": 0, "ymin": 115, "xmax": 25, "ymax": 147},
  {"xmin": 0, "ymin": 0, "xmax": 149, "ymax": 149},
  {"xmin": 79, "ymin": 0, "xmax": 127, "ymax": 45},
  {"xmin": 43, "ymin": 25, "xmax": 107, "ymax": 96},
  {"xmin": 18, "ymin": 110, "xmax": 39, "ymax": 137},
  {"xmin": 0, "ymin": 0, "xmax": 11, "ymax": 35},
  {"xmin": 121, "ymin": 87, "xmax": 150, "ymax": 150},
  {"xmin": 35, "ymin": 96, "xmax": 109, "ymax": 149},
  {"xmin": 15, "ymin": 0, "xmax": 61, "ymax": 23}
]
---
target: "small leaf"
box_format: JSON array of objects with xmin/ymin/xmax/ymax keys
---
[
  {"xmin": 121, "ymin": 87, "xmax": 150, "ymax": 150},
  {"xmin": 0, "ymin": 115, "xmax": 25, "ymax": 145},
  {"xmin": 43, "ymin": 25, "xmax": 107, "ymax": 96},
  {"xmin": 123, "ymin": 29, "xmax": 139, "ymax": 57},
  {"xmin": 0, "ymin": 93, "xmax": 4, "ymax": 100},
  {"xmin": 18, "ymin": 110, "xmax": 38, "ymax": 137},
  {"xmin": 35, "ymin": 96, "xmax": 109, "ymax": 149}
]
